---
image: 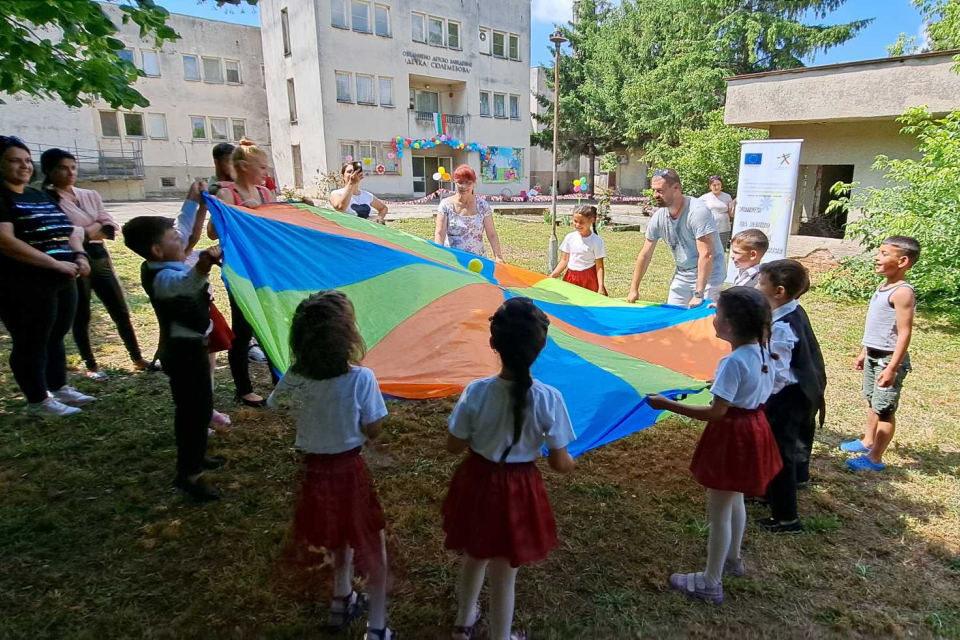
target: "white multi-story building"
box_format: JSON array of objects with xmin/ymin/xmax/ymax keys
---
[
  {"xmin": 0, "ymin": 4, "xmax": 270, "ymax": 200},
  {"xmin": 260, "ymin": 0, "xmax": 532, "ymax": 198}
]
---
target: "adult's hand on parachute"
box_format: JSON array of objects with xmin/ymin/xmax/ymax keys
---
[{"xmin": 626, "ymin": 289, "xmax": 640, "ymax": 304}]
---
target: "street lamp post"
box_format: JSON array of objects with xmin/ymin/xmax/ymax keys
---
[{"xmin": 548, "ymin": 30, "xmax": 567, "ymax": 272}]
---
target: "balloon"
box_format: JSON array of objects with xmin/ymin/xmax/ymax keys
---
[
  {"xmin": 432, "ymin": 172, "xmax": 442, "ymax": 181},
  {"xmin": 414, "ymin": 142, "xmax": 421, "ymax": 149},
  {"xmin": 573, "ymin": 185, "xmax": 581, "ymax": 193},
  {"xmin": 387, "ymin": 152, "xmax": 395, "ymax": 159},
  {"xmin": 345, "ymin": 155, "xmax": 353, "ymax": 162},
  {"xmin": 468, "ymin": 258, "xmax": 483, "ymax": 273},
  {"xmin": 581, "ymin": 177, "xmax": 588, "ymax": 183},
  {"xmin": 573, "ymin": 179, "xmax": 581, "ymax": 187},
  {"xmin": 364, "ymin": 157, "xmax": 372, "ymax": 165}
]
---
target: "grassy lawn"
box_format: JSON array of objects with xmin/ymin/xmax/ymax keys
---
[{"xmin": 1, "ymin": 214, "xmax": 958, "ymax": 639}]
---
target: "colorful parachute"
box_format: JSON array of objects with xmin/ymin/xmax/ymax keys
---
[{"xmin": 205, "ymin": 197, "xmax": 729, "ymax": 457}]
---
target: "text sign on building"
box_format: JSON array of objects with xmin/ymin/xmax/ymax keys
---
[
  {"xmin": 726, "ymin": 139, "xmax": 804, "ymax": 282},
  {"xmin": 403, "ymin": 51, "xmax": 473, "ymax": 74}
]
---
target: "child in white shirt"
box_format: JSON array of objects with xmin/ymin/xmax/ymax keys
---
[
  {"xmin": 443, "ymin": 298, "xmax": 576, "ymax": 640},
  {"xmin": 549, "ymin": 205, "xmax": 607, "ymax": 295}
]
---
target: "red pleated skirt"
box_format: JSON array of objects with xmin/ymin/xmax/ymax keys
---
[
  {"xmin": 442, "ymin": 451, "xmax": 558, "ymax": 568},
  {"xmin": 207, "ymin": 302, "xmax": 234, "ymax": 354},
  {"xmin": 288, "ymin": 447, "xmax": 386, "ymax": 574},
  {"xmin": 689, "ymin": 407, "xmax": 783, "ymax": 497},
  {"xmin": 563, "ymin": 265, "xmax": 600, "ymax": 292}
]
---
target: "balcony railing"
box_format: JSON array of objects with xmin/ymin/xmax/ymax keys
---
[
  {"xmin": 24, "ymin": 140, "xmax": 145, "ymax": 180},
  {"xmin": 409, "ymin": 111, "xmax": 468, "ymax": 141}
]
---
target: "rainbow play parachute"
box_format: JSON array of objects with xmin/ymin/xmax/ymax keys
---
[{"xmin": 205, "ymin": 196, "xmax": 729, "ymax": 457}]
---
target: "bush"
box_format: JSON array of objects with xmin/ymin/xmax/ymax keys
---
[{"xmin": 819, "ymin": 107, "xmax": 960, "ymax": 307}]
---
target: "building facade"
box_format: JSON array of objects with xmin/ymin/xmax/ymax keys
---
[
  {"xmin": 260, "ymin": 0, "xmax": 532, "ymax": 198},
  {"xmin": 0, "ymin": 4, "xmax": 270, "ymax": 200},
  {"xmin": 724, "ymin": 50, "xmax": 960, "ymax": 232}
]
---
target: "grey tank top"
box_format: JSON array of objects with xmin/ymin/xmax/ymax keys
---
[{"xmin": 862, "ymin": 283, "xmax": 914, "ymax": 351}]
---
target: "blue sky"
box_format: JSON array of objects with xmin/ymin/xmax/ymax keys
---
[{"xmin": 156, "ymin": 0, "xmax": 924, "ymax": 68}]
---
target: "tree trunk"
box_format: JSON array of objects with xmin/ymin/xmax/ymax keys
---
[{"xmin": 587, "ymin": 145, "xmax": 596, "ymax": 198}]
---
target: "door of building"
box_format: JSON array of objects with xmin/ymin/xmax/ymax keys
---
[{"xmin": 412, "ymin": 156, "xmax": 453, "ymax": 196}]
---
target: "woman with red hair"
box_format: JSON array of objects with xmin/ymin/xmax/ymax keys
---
[{"xmin": 435, "ymin": 165, "xmax": 504, "ymax": 262}]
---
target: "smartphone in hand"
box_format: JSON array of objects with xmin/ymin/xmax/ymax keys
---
[{"xmin": 102, "ymin": 226, "xmax": 116, "ymax": 240}]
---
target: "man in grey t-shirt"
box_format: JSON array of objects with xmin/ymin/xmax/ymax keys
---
[{"xmin": 627, "ymin": 169, "xmax": 726, "ymax": 307}]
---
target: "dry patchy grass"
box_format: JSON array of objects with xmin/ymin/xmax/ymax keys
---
[{"xmin": 1, "ymin": 216, "xmax": 958, "ymax": 639}]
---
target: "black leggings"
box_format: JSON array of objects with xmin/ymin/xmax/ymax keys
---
[
  {"xmin": 0, "ymin": 278, "xmax": 78, "ymax": 404},
  {"xmin": 73, "ymin": 243, "xmax": 142, "ymax": 369},
  {"xmin": 227, "ymin": 290, "xmax": 278, "ymax": 396}
]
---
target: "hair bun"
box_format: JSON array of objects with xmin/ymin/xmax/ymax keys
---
[{"xmin": 239, "ymin": 137, "xmax": 256, "ymax": 147}]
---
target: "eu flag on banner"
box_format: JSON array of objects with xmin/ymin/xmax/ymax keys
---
[{"xmin": 745, "ymin": 153, "xmax": 763, "ymax": 165}]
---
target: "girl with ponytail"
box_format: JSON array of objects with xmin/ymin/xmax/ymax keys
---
[
  {"xmin": 647, "ymin": 287, "xmax": 782, "ymax": 605},
  {"xmin": 442, "ymin": 297, "xmax": 576, "ymax": 640}
]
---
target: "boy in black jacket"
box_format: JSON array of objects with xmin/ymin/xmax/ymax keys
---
[{"xmin": 756, "ymin": 260, "xmax": 827, "ymax": 533}]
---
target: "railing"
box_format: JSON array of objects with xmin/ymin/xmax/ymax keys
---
[
  {"xmin": 24, "ymin": 140, "xmax": 145, "ymax": 180},
  {"xmin": 409, "ymin": 111, "xmax": 468, "ymax": 140}
]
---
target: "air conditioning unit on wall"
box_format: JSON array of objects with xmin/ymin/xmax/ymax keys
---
[{"xmin": 617, "ymin": 155, "xmax": 628, "ymax": 164}]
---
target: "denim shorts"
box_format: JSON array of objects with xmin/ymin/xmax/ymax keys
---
[{"xmin": 862, "ymin": 351, "xmax": 911, "ymax": 417}]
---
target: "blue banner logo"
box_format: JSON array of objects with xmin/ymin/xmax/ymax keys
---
[{"xmin": 744, "ymin": 153, "xmax": 763, "ymax": 165}]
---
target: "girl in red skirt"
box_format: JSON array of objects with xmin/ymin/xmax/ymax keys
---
[
  {"xmin": 548, "ymin": 205, "xmax": 607, "ymax": 295},
  {"xmin": 268, "ymin": 290, "xmax": 395, "ymax": 640},
  {"xmin": 647, "ymin": 287, "xmax": 781, "ymax": 605},
  {"xmin": 442, "ymin": 297, "xmax": 577, "ymax": 640}
]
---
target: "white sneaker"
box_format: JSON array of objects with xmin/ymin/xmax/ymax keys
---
[
  {"xmin": 248, "ymin": 345, "xmax": 267, "ymax": 363},
  {"xmin": 30, "ymin": 396, "xmax": 82, "ymax": 418},
  {"xmin": 54, "ymin": 386, "xmax": 95, "ymax": 407}
]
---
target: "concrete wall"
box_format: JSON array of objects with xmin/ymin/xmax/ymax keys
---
[
  {"xmin": 0, "ymin": 95, "xmax": 98, "ymax": 150},
  {"xmin": 263, "ymin": 0, "xmax": 532, "ymax": 197},
  {"xmin": 726, "ymin": 51, "xmax": 960, "ymax": 128}
]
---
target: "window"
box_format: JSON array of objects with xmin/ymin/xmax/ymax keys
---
[
  {"xmin": 340, "ymin": 142, "xmax": 356, "ymax": 165},
  {"xmin": 509, "ymin": 95, "xmax": 520, "ymax": 120},
  {"xmin": 416, "ymin": 90, "xmax": 439, "ymax": 113},
  {"xmin": 281, "ymin": 8, "xmax": 291, "ymax": 55},
  {"xmin": 225, "ymin": 60, "xmax": 241, "ymax": 84},
  {"xmin": 202, "ymin": 57, "xmax": 223, "ymax": 83},
  {"xmin": 356, "ymin": 75, "xmax": 376, "ymax": 104},
  {"xmin": 411, "ymin": 12, "xmax": 425, "ymax": 42},
  {"xmin": 352, "ymin": 1, "xmax": 371, "ymax": 33},
  {"xmin": 409, "ymin": 87, "xmax": 415, "ymax": 109},
  {"xmin": 359, "ymin": 142, "xmax": 378, "ymax": 167},
  {"xmin": 447, "ymin": 21, "xmax": 460, "ymax": 49},
  {"xmin": 99, "ymin": 111, "xmax": 120, "ymax": 137},
  {"xmin": 479, "ymin": 27, "xmax": 491, "ymax": 55},
  {"xmin": 292, "ymin": 144, "xmax": 303, "ymax": 188},
  {"xmin": 479, "ymin": 91, "xmax": 490, "ymax": 117},
  {"xmin": 336, "ymin": 71, "xmax": 352, "ymax": 102},
  {"xmin": 493, "ymin": 31, "xmax": 506, "ymax": 58},
  {"xmin": 380, "ymin": 142, "xmax": 400, "ymax": 173},
  {"xmin": 379, "ymin": 77, "xmax": 394, "ymax": 106},
  {"xmin": 331, "ymin": 0, "xmax": 347, "ymax": 28},
  {"xmin": 509, "ymin": 34, "xmax": 520, "ymax": 60},
  {"xmin": 160, "ymin": 177, "xmax": 177, "ymax": 188},
  {"xmin": 260, "ymin": 63, "xmax": 266, "ymax": 88},
  {"xmin": 428, "ymin": 17, "xmax": 444, "ymax": 46},
  {"xmin": 142, "ymin": 50, "xmax": 160, "ymax": 77},
  {"xmin": 210, "ymin": 117, "xmax": 229, "ymax": 141},
  {"xmin": 147, "ymin": 113, "xmax": 167, "ymax": 139},
  {"xmin": 287, "ymin": 79, "xmax": 298, "ymax": 122},
  {"xmin": 119, "ymin": 48, "xmax": 135, "ymax": 65},
  {"xmin": 183, "ymin": 54, "xmax": 200, "ymax": 81},
  {"xmin": 494, "ymin": 93, "xmax": 506, "ymax": 118},
  {"xmin": 231, "ymin": 119, "xmax": 246, "ymax": 141},
  {"xmin": 374, "ymin": 4, "xmax": 390, "ymax": 37},
  {"xmin": 190, "ymin": 116, "xmax": 206, "ymax": 140}
]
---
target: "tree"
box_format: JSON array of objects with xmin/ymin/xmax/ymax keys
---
[
  {"xmin": 598, "ymin": 0, "xmax": 870, "ymax": 146},
  {"xmin": 889, "ymin": 0, "xmax": 960, "ymax": 58},
  {"xmin": 0, "ymin": 1, "xmax": 182, "ymax": 109},
  {"xmin": 643, "ymin": 110, "xmax": 767, "ymax": 196},
  {"xmin": 531, "ymin": 0, "xmax": 620, "ymax": 196}
]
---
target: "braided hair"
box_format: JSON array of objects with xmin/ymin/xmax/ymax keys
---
[
  {"xmin": 716, "ymin": 286, "xmax": 777, "ymax": 373},
  {"xmin": 490, "ymin": 297, "xmax": 550, "ymax": 463},
  {"xmin": 289, "ymin": 290, "xmax": 366, "ymax": 381},
  {"xmin": 573, "ymin": 204, "xmax": 599, "ymax": 234}
]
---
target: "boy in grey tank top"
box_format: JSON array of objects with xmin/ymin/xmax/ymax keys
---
[{"xmin": 840, "ymin": 236, "xmax": 920, "ymax": 472}]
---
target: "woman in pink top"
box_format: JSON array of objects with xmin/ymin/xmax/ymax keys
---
[{"xmin": 41, "ymin": 148, "xmax": 151, "ymax": 377}]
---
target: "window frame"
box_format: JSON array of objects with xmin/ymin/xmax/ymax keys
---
[
  {"xmin": 335, "ymin": 71, "xmax": 353, "ymax": 103},
  {"xmin": 356, "ymin": 74, "xmax": 376, "ymax": 105},
  {"xmin": 209, "ymin": 117, "xmax": 229, "ymax": 141},
  {"xmin": 479, "ymin": 91, "xmax": 491, "ymax": 117},
  {"xmin": 224, "ymin": 59, "xmax": 242, "ymax": 85},
  {"xmin": 378, "ymin": 76, "xmax": 395, "ymax": 107},
  {"xmin": 146, "ymin": 113, "xmax": 168, "ymax": 139},
  {"xmin": 123, "ymin": 112, "xmax": 145, "ymax": 138},
  {"xmin": 286, "ymin": 78, "xmax": 298, "ymax": 123},
  {"xmin": 447, "ymin": 20, "xmax": 461, "ymax": 50},
  {"xmin": 493, "ymin": 92, "xmax": 506, "ymax": 118},
  {"xmin": 190, "ymin": 115, "xmax": 207, "ymax": 140},
  {"xmin": 351, "ymin": 0, "xmax": 372, "ymax": 34},
  {"xmin": 509, "ymin": 33, "xmax": 520, "ymax": 61},
  {"xmin": 374, "ymin": 3, "xmax": 391, "ymax": 37},
  {"xmin": 340, "ymin": 141, "xmax": 356, "ymax": 166},
  {"xmin": 281, "ymin": 8, "xmax": 292, "ymax": 56},
  {"xmin": 411, "ymin": 12, "xmax": 426, "ymax": 43},
  {"xmin": 427, "ymin": 15, "xmax": 445, "ymax": 47},
  {"xmin": 380, "ymin": 142, "xmax": 400, "ymax": 174},
  {"xmin": 159, "ymin": 177, "xmax": 177, "ymax": 189},
  {"xmin": 99, "ymin": 110, "xmax": 120, "ymax": 138},
  {"xmin": 141, "ymin": 50, "xmax": 161, "ymax": 77},
  {"xmin": 331, "ymin": 0, "xmax": 348, "ymax": 29},
  {"xmin": 202, "ymin": 56, "xmax": 224, "ymax": 84},
  {"xmin": 479, "ymin": 26, "xmax": 491, "ymax": 55},
  {"xmin": 231, "ymin": 118, "xmax": 247, "ymax": 142},
  {"xmin": 118, "ymin": 48, "xmax": 136, "ymax": 66},
  {"xmin": 182, "ymin": 54, "xmax": 201, "ymax": 81},
  {"xmin": 415, "ymin": 89, "xmax": 439, "ymax": 113},
  {"xmin": 492, "ymin": 31, "xmax": 506, "ymax": 58},
  {"xmin": 292, "ymin": 143, "xmax": 303, "ymax": 189},
  {"xmin": 509, "ymin": 94, "xmax": 520, "ymax": 120}
]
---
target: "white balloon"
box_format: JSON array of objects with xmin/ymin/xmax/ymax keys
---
[{"xmin": 432, "ymin": 172, "xmax": 442, "ymax": 180}]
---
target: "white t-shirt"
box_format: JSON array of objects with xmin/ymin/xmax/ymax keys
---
[
  {"xmin": 268, "ymin": 366, "xmax": 388, "ymax": 454},
  {"xmin": 770, "ymin": 300, "xmax": 799, "ymax": 395},
  {"xmin": 331, "ymin": 188, "xmax": 376, "ymax": 219},
  {"xmin": 646, "ymin": 196, "xmax": 726, "ymax": 286},
  {"xmin": 709, "ymin": 344, "xmax": 775, "ymax": 409},
  {"xmin": 700, "ymin": 191, "xmax": 733, "ymax": 234},
  {"xmin": 560, "ymin": 231, "xmax": 606, "ymax": 271},
  {"xmin": 448, "ymin": 375, "xmax": 576, "ymax": 463}
]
